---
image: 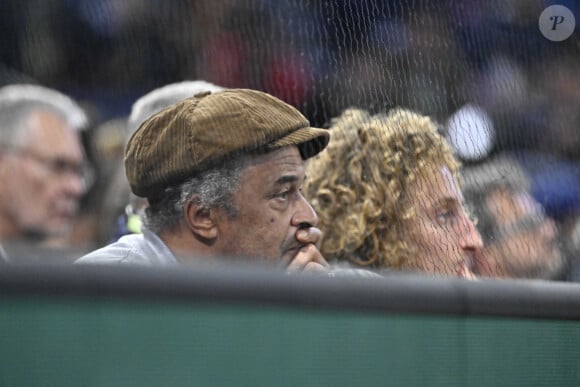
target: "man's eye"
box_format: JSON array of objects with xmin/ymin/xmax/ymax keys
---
[
  {"xmin": 275, "ymin": 190, "xmax": 290, "ymax": 200},
  {"xmin": 51, "ymin": 159, "xmax": 71, "ymax": 174},
  {"xmin": 436, "ymin": 209, "xmax": 452, "ymax": 225}
]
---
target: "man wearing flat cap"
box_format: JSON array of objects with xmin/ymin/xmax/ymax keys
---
[{"xmin": 77, "ymin": 89, "xmax": 330, "ymax": 273}]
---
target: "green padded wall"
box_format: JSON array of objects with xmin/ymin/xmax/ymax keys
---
[{"xmin": 1, "ymin": 295, "xmax": 580, "ymax": 387}]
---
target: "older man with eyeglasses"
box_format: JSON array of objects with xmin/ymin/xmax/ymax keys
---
[
  {"xmin": 462, "ymin": 154, "xmax": 565, "ymax": 280},
  {"xmin": 0, "ymin": 84, "xmax": 90, "ymax": 262}
]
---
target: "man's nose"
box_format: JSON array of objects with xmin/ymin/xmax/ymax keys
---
[
  {"xmin": 292, "ymin": 193, "xmax": 319, "ymax": 228},
  {"xmin": 63, "ymin": 172, "xmax": 86, "ymax": 197},
  {"xmin": 459, "ymin": 214, "xmax": 483, "ymax": 252}
]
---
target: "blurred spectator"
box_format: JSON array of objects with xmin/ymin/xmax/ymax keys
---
[
  {"xmin": 305, "ymin": 108, "xmax": 482, "ymax": 278},
  {"xmin": 83, "ymin": 116, "xmax": 127, "ymax": 245},
  {"xmin": 77, "ymin": 89, "xmax": 331, "ymax": 274},
  {"xmin": 0, "ymin": 84, "xmax": 89, "ymax": 262},
  {"xmin": 462, "ymin": 154, "xmax": 565, "ymax": 280}
]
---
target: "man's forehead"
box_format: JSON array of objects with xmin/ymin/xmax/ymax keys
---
[
  {"xmin": 24, "ymin": 111, "xmax": 81, "ymax": 153},
  {"xmin": 242, "ymin": 146, "xmax": 306, "ymax": 184},
  {"xmin": 411, "ymin": 166, "xmax": 463, "ymax": 203},
  {"xmin": 26, "ymin": 106, "xmax": 68, "ymax": 124},
  {"xmin": 274, "ymin": 174, "xmax": 304, "ymax": 185},
  {"xmin": 487, "ymin": 189, "xmax": 528, "ymax": 223},
  {"xmin": 24, "ymin": 109, "xmax": 72, "ymax": 136}
]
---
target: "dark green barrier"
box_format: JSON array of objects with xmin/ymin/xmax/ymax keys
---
[{"xmin": 1, "ymin": 265, "xmax": 580, "ymax": 386}]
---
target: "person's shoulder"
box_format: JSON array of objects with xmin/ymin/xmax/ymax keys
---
[
  {"xmin": 74, "ymin": 233, "xmax": 151, "ymax": 266},
  {"xmin": 75, "ymin": 230, "xmax": 180, "ymax": 267}
]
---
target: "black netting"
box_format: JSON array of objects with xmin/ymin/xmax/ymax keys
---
[{"xmin": 0, "ymin": 0, "xmax": 578, "ymax": 280}]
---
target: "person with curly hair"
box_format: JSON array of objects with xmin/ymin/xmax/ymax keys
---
[{"xmin": 304, "ymin": 108, "xmax": 482, "ymax": 278}]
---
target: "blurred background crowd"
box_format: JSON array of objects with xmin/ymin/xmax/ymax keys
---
[{"xmin": 0, "ymin": 0, "xmax": 578, "ymax": 280}]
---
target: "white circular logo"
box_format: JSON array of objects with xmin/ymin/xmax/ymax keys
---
[{"xmin": 539, "ymin": 5, "xmax": 575, "ymax": 41}]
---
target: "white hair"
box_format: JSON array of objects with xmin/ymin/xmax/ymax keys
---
[
  {"xmin": 127, "ymin": 80, "xmax": 225, "ymax": 137},
  {"xmin": 0, "ymin": 84, "xmax": 88, "ymax": 130}
]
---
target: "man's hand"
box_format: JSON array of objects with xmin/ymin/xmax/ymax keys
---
[
  {"xmin": 295, "ymin": 227, "xmax": 322, "ymax": 247},
  {"xmin": 286, "ymin": 227, "xmax": 329, "ymax": 274}
]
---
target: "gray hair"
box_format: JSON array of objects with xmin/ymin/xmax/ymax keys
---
[
  {"xmin": 0, "ymin": 84, "xmax": 87, "ymax": 146},
  {"xmin": 462, "ymin": 154, "xmax": 531, "ymax": 243},
  {"xmin": 143, "ymin": 153, "xmax": 250, "ymax": 234},
  {"xmin": 127, "ymin": 80, "xmax": 225, "ymax": 138}
]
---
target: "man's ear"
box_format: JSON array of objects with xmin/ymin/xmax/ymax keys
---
[{"xmin": 184, "ymin": 197, "xmax": 218, "ymax": 240}]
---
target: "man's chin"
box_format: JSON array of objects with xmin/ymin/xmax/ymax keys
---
[
  {"xmin": 24, "ymin": 223, "xmax": 71, "ymax": 242},
  {"xmin": 21, "ymin": 228, "xmax": 51, "ymax": 241},
  {"xmin": 280, "ymin": 246, "xmax": 302, "ymax": 267}
]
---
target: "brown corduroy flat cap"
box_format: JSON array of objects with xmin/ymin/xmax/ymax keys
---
[{"xmin": 125, "ymin": 88, "xmax": 330, "ymax": 198}]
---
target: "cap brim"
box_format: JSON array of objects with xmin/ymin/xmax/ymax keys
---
[{"xmin": 270, "ymin": 126, "xmax": 330, "ymax": 160}]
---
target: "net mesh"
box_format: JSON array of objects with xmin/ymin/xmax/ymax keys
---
[{"xmin": 0, "ymin": 0, "xmax": 578, "ymax": 279}]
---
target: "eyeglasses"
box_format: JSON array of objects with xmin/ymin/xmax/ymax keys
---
[
  {"xmin": 492, "ymin": 212, "xmax": 547, "ymax": 242},
  {"xmin": 3, "ymin": 146, "xmax": 94, "ymax": 189}
]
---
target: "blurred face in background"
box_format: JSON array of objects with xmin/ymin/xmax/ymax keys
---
[
  {"xmin": 476, "ymin": 189, "xmax": 563, "ymax": 279},
  {"xmin": 0, "ymin": 109, "xmax": 86, "ymax": 240},
  {"xmin": 404, "ymin": 165, "xmax": 483, "ymax": 279}
]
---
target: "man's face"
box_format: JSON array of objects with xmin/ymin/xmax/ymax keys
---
[
  {"xmin": 0, "ymin": 109, "xmax": 86, "ymax": 239},
  {"xmin": 405, "ymin": 165, "xmax": 483, "ymax": 278},
  {"xmin": 479, "ymin": 189, "xmax": 563, "ymax": 279},
  {"xmin": 213, "ymin": 146, "xmax": 319, "ymax": 266}
]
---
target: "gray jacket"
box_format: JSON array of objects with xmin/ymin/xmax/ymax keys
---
[{"xmin": 75, "ymin": 228, "xmax": 178, "ymax": 266}]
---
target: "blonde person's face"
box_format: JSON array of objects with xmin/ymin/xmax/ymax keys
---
[
  {"xmin": 0, "ymin": 110, "xmax": 86, "ymax": 239},
  {"xmin": 405, "ymin": 166, "xmax": 482, "ymax": 278}
]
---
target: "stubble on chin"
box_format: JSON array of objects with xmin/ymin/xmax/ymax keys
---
[{"xmin": 278, "ymin": 237, "xmax": 302, "ymax": 267}]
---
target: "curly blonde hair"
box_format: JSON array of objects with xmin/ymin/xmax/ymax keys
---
[{"xmin": 305, "ymin": 108, "xmax": 460, "ymax": 269}]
